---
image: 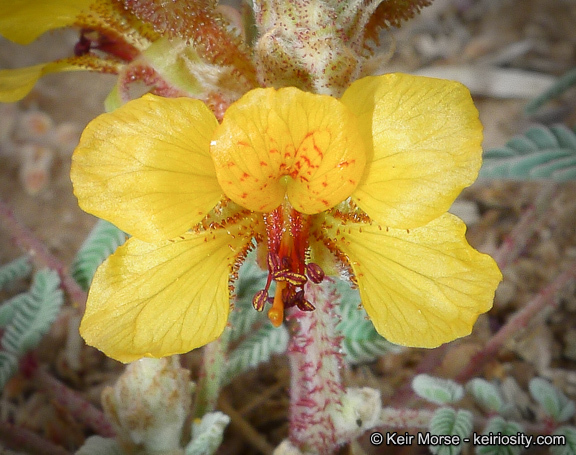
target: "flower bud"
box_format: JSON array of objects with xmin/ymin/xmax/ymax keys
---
[{"xmin": 101, "ymin": 356, "xmax": 192, "ymax": 454}]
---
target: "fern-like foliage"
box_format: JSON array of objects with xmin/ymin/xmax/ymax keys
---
[
  {"xmin": 186, "ymin": 411, "xmax": 231, "ymax": 455},
  {"xmin": 334, "ymin": 280, "xmax": 401, "ymax": 364},
  {"xmin": 224, "ymin": 323, "xmax": 289, "ymax": 383},
  {"xmin": 0, "ymin": 256, "xmax": 31, "ymax": 291},
  {"xmin": 480, "ymin": 125, "xmax": 576, "ymax": 180},
  {"xmin": 71, "ymin": 219, "xmax": 126, "ymax": 291},
  {"xmin": 475, "ymin": 417, "xmax": 524, "ymax": 455},
  {"xmin": 551, "ymin": 426, "xmax": 576, "ymax": 455},
  {"xmin": 429, "ymin": 407, "xmax": 473, "ymax": 455},
  {"xmin": 466, "ymin": 378, "xmax": 504, "ymax": 414},
  {"xmin": 1, "ymin": 269, "xmax": 63, "ymax": 355},
  {"xmin": 529, "ymin": 378, "xmax": 575, "ymax": 423},
  {"xmin": 228, "ymin": 255, "xmax": 269, "ymax": 343},
  {"xmin": 0, "ymin": 351, "xmax": 18, "ymax": 389},
  {"xmin": 0, "ymin": 294, "xmax": 29, "ymax": 328},
  {"xmin": 413, "ymin": 374, "xmax": 464, "ymax": 405},
  {"xmin": 525, "ymin": 67, "xmax": 576, "ymax": 116}
]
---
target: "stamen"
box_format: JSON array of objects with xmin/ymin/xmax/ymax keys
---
[
  {"xmin": 272, "ymin": 270, "xmax": 307, "ymax": 286},
  {"xmin": 268, "ymin": 282, "xmax": 286, "ymax": 327},
  {"xmin": 306, "ymin": 262, "xmax": 325, "ymax": 284},
  {"xmin": 252, "ymin": 289, "xmax": 268, "ymax": 312},
  {"xmin": 296, "ymin": 299, "xmax": 315, "ymax": 312},
  {"xmin": 267, "ymin": 251, "xmax": 281, "ymax": 271}
]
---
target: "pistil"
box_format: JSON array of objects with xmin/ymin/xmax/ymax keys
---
[{"xmin": 251, "ymin": 200, "xmax": 325, "ymax": 326}]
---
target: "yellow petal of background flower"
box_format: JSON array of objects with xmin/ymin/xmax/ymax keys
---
[
  {"xmin": 79, "ymin": 213, "xmax": 260, "ymax": 362},
  {"xmin": 320, "ymin": 212, "xmax": 501, "ymax": 347},
  {"xmin": 71, "ymin": 94, "xmax": 222, "ymax": 242},
  {"xmin": 0, "ymin": 56, "xmax": 120, "ymax": 103},
  {"xmin": 0, "ymin": 0, "xmax": 92, "ymax": 44},
  {"xmin": 0, "ymin": 0, "xmax": 154, "ymax": 48},
  {"xmin": 341, "ymin": 74, "xmax": 483, "ymax": 229},
  {"xmin": 211, "ymin": 87, "xmax": 366, "ymax": 214}
]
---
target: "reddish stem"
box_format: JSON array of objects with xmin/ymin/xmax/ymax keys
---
[
  {"xmin": 492, "ymin": 183, "xmax": 557, "ymax": 269},
  {"xmin": 455, "ymin": 261, "xmax": 576, "ymax": 383},
  {"xmin": 288, "ymin": 280, "xmax": 344, "ymax": 454},
  {"xmin": 33, "ymin": 367, "xmax": 115, "ymax": 437},
  {"xmin": 0, "ymin": 420, "xmax": 71, "ymax": 455},
  {"xmin": 0, "ymin": 198, "xmax": 87, "ymax": 312}
]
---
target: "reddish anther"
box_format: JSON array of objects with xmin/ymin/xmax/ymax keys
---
[
  {"xmin": 252, "ymin": 289, "xmax": 268, "ymax": 312},
  {"xmin": 306, "ymin": 262, "xmax": 325, "ymax": 284}
]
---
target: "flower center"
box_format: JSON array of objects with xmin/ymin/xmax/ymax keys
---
[{"xmin": 252, "ymin": 201, "xmax": 325, "ymax": 326}]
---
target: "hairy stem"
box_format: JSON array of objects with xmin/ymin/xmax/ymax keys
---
[
  {"xmin": 193, "ymin": 326, "xmax": 230, "ymax": 418},
  {"xmin": 288, "ymin": 280, "xmax": 345, "ymax": 454}
]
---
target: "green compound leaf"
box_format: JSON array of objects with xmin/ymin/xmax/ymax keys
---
[
  {"xmin": 228, "ymin": 254, "xmax": 269, "ymax": 343},
  {"xmin": 529, "ymin": 378, "xmax": 575, "ymax": 423},
  {"xmin": 334, "ymin": 279, "xmax": 402, "ymax": 364},
  {"xmin": 71, "ymin": 219, "xmax": 127, "ymax": 291},
  {"xmin": 412, "ymin": 374, "xmax": 464, "ymax": 405},
  {"xmin": 186, "ymin": 411, "xmax": 230, "ymax": 455},
  {"xmin": 1, "ymin": 269, "xmax": 63, "ymax": 356},
  {"xmin": 0, "ymin": 256, "xmax": 31, "ymax": 292},
  {"xmin": 525, "ymin": 68, "xmax": 576, "ymax": 116},
  {"xmin": 225, "ymin": 323, "xmax": 289, "ymax": 383},
  {"xmin": 466, "ymin": 378, "xmax": 504, "ymax": 413},
  {"xmin": 0, "ymin": 351, "xmax": 19, "ymax": 390},
  {"xmin": 476, "ymin": 417, "xmax": 525, "ymax": 455},
  {"xmin": 0, "ymin": 294, "xmax": 29, "ymax": 328},
  {"xmin": 480, "ymin": 125, "xmax": 576, "ymax": 181},
  {"xmin": 429, "ymin": 407, "xmax": 473, "ymax": 455},
  {"xmin": 551, "ymin": 426, "xmax": 576, "ymax": 455}
]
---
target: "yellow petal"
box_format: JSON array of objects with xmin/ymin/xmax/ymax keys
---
[
  {"xmin": 71, "ymin": 94, "xmax": 222, "ymax": 242},
  {"xmin": 320, "ymin": 212, "xmax": 501, "ymax": 347},
  {"xmin": 0, "ymin": 0, "xmax": 92, "ymax": 44},
  {"xmin": 341, "ymin": 74, "xmax": 483, "ymax": 229},
  {"xmin": 0, "ymin": 56, "xmax": 120, "ymax": 103},
  {"xmin": 79, "ymin": 212, "xmax": 261, "ymax": 362},
  {"xmin": 211, "ymin": 87, "xmax": 366, "ymax": 214},
  {"xmin": 0, "ymin": 0, "xmax": 154, "ymax": 49}
]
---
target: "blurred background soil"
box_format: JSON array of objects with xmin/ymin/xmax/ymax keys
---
[{"xmin": 1, "ymin": 0, "xmax": 576, "ymax": 453}]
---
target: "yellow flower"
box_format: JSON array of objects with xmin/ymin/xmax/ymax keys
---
[
  {"xmin": 0, "ymin": 0, "xmax": 156, "ymax": 102},
  {"xmin": 71, "ymin": 73, "xmax": 502, "ymax": 363}
]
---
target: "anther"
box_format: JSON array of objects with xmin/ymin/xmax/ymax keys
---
[
  {"xmin": 252, "ymin": 289, "xmax": 268, "ymax": 312},
  {"xmin": 296, "ymin": 298, "xmax": 315, "ymax": 312},
  {"xmin": 305, "ymin": 262, "xmax": 325, "ymax": 284},
  {"xmin": 267, "ymin": 251, "xmax": 281, "ymax": 272},
  {"xmin": 273, "ymin": 270, "xmax": 307, "ymax": 286}
]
